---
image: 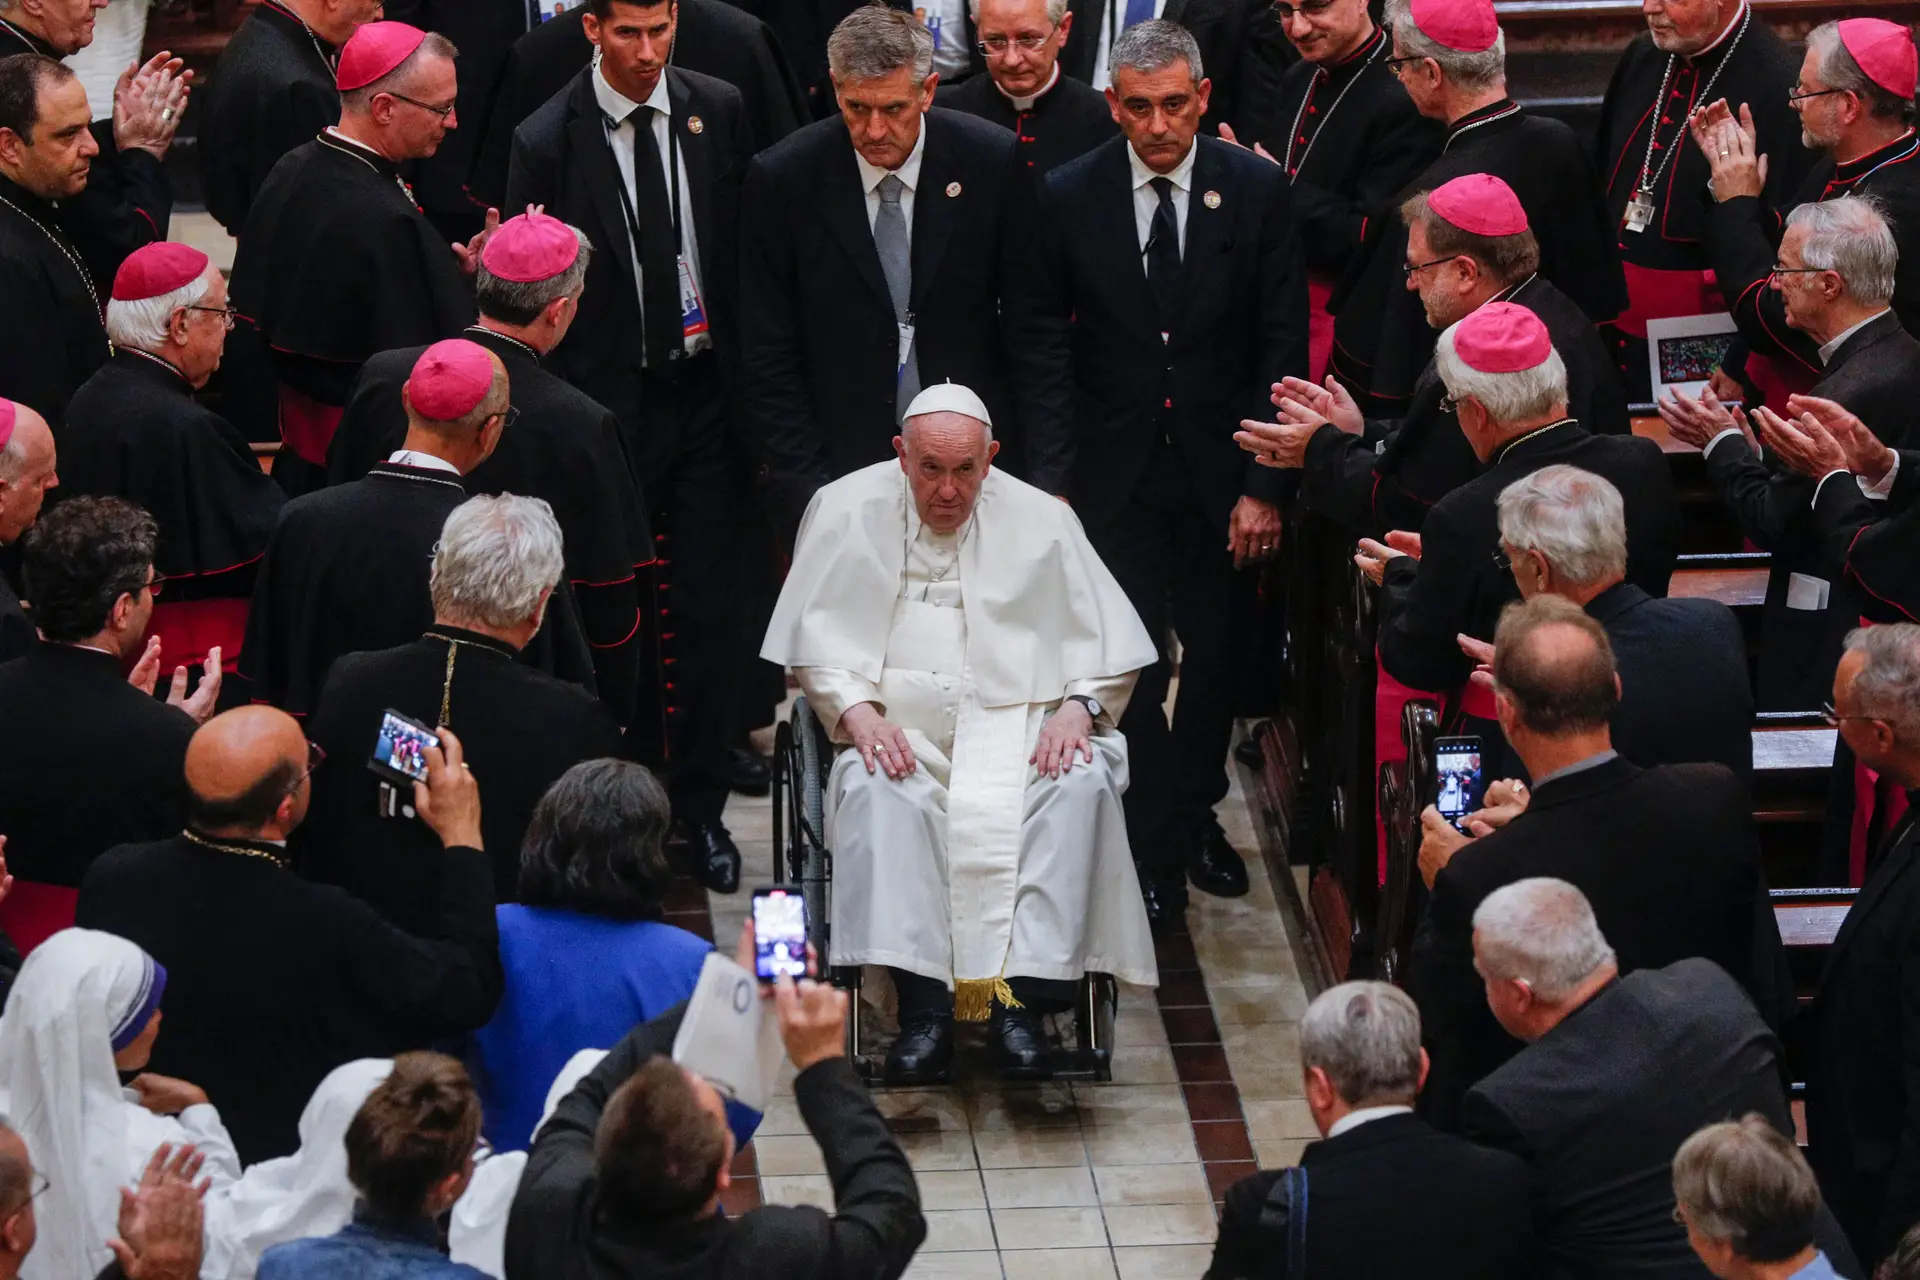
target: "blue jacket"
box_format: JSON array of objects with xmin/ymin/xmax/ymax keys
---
[{"xmin": 257, "ymin": 1208, "xmax": 488, "ymax": 1280}]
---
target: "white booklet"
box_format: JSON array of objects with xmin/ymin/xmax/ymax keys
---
[{"xmin": 671, "ymin": 953, "xmax": 784, "ymax": 1113}]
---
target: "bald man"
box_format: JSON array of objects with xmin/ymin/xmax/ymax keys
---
[
  {"xmin": 77, "ymin": 707, "xmax": 504, "ymax": 1163},
  {"xmin": 0, "ymin": 400, "xmax": 56, "ymax": 663}
]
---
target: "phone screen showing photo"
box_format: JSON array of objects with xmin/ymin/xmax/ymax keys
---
[{"xmin": 752, "ymin": 889, "xmax": 809, "ymax": 982}]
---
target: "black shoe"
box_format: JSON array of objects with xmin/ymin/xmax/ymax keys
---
[
  {"xmin": 993, "ymin": 1007, "xmax": 1052, "ymax": 1080},
  {"xmin": 1187, "ymin": 819, "xmax": 1250, "ymax": 898},
  {"xmin": 1140, "ymin": 875, "xmax": 1190, "ymax": 937},
  {"xmin": 728, "ymin": 747, "xmax": 772, "ymax": 797},
  {"xmin": 682, "ymin": 820, "xmax": 741, "ymax": 894},
  {"xmin": 885, "ymin": 1014, "xmax": 954, "ymax": 1084}
]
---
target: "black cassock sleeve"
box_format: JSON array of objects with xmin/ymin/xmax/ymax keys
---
[
  {"xmin": 67, "ymin": 128, "xmax": 171, "ymax": 290},
  {"xmin": 1377, "ymin": 498, "xmax": 1483, "ymax": 693},
  {"xmin": 1814, "ymin": 470, "xmax": 1920, "ymax": 622},
  {"xmin": 1703, "ymin": 435, "xmax": 1816, "ymax": 552}
]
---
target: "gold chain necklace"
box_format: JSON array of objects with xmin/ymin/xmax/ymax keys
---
[
  {"xmin": 424, "ymin": 630, "xmax": 498, "ymax": 727},
  {"xmin": 182, "ymin": 828, "xmax": 290, "ymax": 869}
]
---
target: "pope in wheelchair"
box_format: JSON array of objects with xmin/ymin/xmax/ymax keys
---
[{"xmin": 762, "ymin": 383, "xmax": 1161, "ymax": 1082}]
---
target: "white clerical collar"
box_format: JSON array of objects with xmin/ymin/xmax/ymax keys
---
[
  {"xmin": 854, "ymin": 124, "xmax": 927, "ymax": 197},
  {"xmin": 997, "ymin": 63, "xmax": 1060, "ymax": 112},
  {"xmin": 593, "ymin": 62, "xmax": 668, "ymax": 124},
  {"xmin": 1693, "ymin": 2, "xmax": 1747, "ymax": 57},
  {"xmin": 1128, "ymin": 137, "xmax": 1197, "ymax": 193},
  {"xmin": 1327, "ymin": 1104, "xmax": 1413, "ymax": 1137},
  {"xmin": 387, "ymin": 448, "xmax": 461, "ymax": 475},
  {"xmin": 1819, "ymin": 309, "xmax": 1888, "ymax": 365}
]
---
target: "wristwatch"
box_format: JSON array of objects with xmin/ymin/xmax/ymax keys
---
[{"xmin": 1067, "ymin": 694, "xmax": 1102, "ymax": 721}]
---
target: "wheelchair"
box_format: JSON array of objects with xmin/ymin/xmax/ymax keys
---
[{"xmin": 772, "ymin": 695, "xmax": 1121, "ymax": 1083}]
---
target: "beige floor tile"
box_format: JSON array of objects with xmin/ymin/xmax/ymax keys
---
[
  {"xmin": 992, "ymin": 1206, "xmax": 1110, "ymax": 1251},
  {"xmin": 983, "ymin": 1164, "xmax": 1098, "ymax": 1209},
  {"xmin": 752, "ymin": 1135, "xmax": 827, "ymax": 1176},
  {"xmin": 973, "ymin": 1126, "xmax": 1090, "ymax": 1169},
  {"xmin": 759, "ymin": 1174, "xmax": 834, "ymax": 1208},
  {"xmin": 1070, "ymin": 1083, "xmax": 1190, "ymax": 1127},
  {"xmin": 171, "ymin": 213, "xmax": 235, "ymax": 271},
  {"xmin": 1242, "ymin": 1098, "xmax": 1318, "ymax": 1140},
  {"xmin": 1209, "ymin": 980, "xmax": 1309, "ymax": 1025},
  {"xmin": 896, "ymin": 1128, "xmax": 982, "ymax": 1172},
  {"xmin": 755, "ymin": 1095, "xmax": 808, "ymax": 1136},
  {"xmin": 915, "ymin": 1169, "xmax": 989, "ymax": 1211},
  {"xmin": 1112, "ymin": 1243, "xmax": 1216, "ymax": 1280},
  {"xmin": 876, "ymin": 1089, "xmax": 973, "ymax": 1131},
  {"xmin": 1091, "ymin": 1163, "xmax": 1212, "ymax": 1207},
  {"xmin": 966, "ymin": 1083, "xmax": 1081, "ymax": 1129},
  {"xmin": 921, "ymin": 1209, "xmax": 998, "ymax": 1253},
  {"xmin": 1104, "ymin": 1203, "xmax": 1220, "ymax": 1248},
  {"xmin": 1250, "ymin": 1134, "xmax": 1311, "ymax": 1168},
  {"xmin": 1002, "ymin": 1248, "xmax": 1117, "ymax": 1280},
  {"xmin": 1107, "ymin": 1045, "xmax": 1180, "ymax": 1085},
  {"xmin": 1082, "ymin": 1122, "xmax": 1198, "ymax": 1166},
  {"xmin": 902, "ymin": 1249, "xmax": 1005, "ymax": 1280},
  {"xmin": 1114, "ymin": 1011, "xmax": 1172, "ymax": 1050}
]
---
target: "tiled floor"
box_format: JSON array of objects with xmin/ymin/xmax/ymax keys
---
[{"xmin": 688, "ymin": 734, "xmax": 1314, "ymax": 1280}]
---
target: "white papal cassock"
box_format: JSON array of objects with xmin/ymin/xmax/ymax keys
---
[{"xmin": 762, "ymin": 460, "xmax": 1161, "ymax": 1018}]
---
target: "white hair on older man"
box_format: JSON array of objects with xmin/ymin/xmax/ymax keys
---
[
  {"xmin": 1299, "ymin": 980, "xmax": 1424, "ymax": 1106},
  {"xmin": 1844, "ymin": 622, "xmax": 1920, "ymax": 747},
  {"xmin": 105, "ymin": 271, "xmax": 211, "ymax": 351},
  {"xmin": 1384, "ymin": 0, "xmax": 1506, "ymax": 90},
  {"xmin": 431, "ymin": 494, "xmax": 566, "ymax": 630},
  {"xmin": 1787, "ymin": 195, "xmax": 1899, "ymax": 307},
  {"xmin": 1433, "ymin": 321, "xmax": 1569, "ymax": 425},
  {"xmin": 1111, "ymin": 19, "xmax": 1204, "ymax": 82},
  {"xmin": 1496, "ymin": 465, "xmax": 1627, "ymax": 587},
  {"xmin": 1471, "ymin": 877, "xmax": 1616, "ymax": 1002},
  {"xmin": 828, "ymin": 5, "xmax": 934, "ymax": 82}
]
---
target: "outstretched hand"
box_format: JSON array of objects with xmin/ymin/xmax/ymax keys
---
[{"xmin": 453, "ymin": 207, "xmax": 503, "ymax": 274}]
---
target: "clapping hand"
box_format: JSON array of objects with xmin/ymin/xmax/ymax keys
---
[
  {"xmin": 1237, "ymin": 377, "xmax": 1360, "ymax": 469},
  {"xmin": 1215, "ymin": 123, "xmax": 1278, "ymax": 165},
  {"xmin": 131, "ymin": 641, "xmax": 223, "ymax": 725},
  {"xmin": 1784, "ymin": 394, "xmax": 1897, "ymax": 487},
  {"xmin": 453, "ymin": 207, "xmax": 504, "ymax": 274},
  {"xmin": 1354, "ymin": 531, "xmax": 1420, "ymax": 585},
  {"xmin": 107, "ymin": 1143, "xmax": 206, "ymax": 1280},
  {"xmin": 1692, "ymin": 101, "xmax": 1765, "ymax": 201},
  {"xmin": 1655, "ymin": 383, "xmax": 1755, "ymax": 454},
  {"xmin": 1752, "ymin": 404, "xmax": 1848, "ymax": 479},
  {"xmin": 113, "ymin": 53, "xmax": 192, "ymax": 159}
]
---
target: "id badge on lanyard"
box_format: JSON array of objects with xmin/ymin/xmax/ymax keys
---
[
  {"xmin": 897, "ymin": 315, "xmax": 916, "ymax": 379},
  {"xmin": 679, "ymin": 256, "xmax": 709, "ymax": 338}
]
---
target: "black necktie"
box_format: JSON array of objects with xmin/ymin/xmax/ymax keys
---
[
  {"xmin": 627, "ymin": 107, "xmax": 683, "ymax": 372},
  {"xmin": 1145, "ymin": 175, "xmax": 1182, "ymax": 328}
]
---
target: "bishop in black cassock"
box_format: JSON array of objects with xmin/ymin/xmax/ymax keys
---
[
  {"xmin": 1250, "ymin": 9, "xmax": 1442, "ymax": 381},
  {"xmin": 227, "ymin": 23, "xmax": 476, "ymax": 495},
  {"xmin": 1594, "ymin": 0, "xmax": 1807, "ymax": 402},
  {"xmin": 0, "ymin": 398, "xmax": 54, "ymax": 664},
  {"xmin": 466, "ymin": 0, "xmax": 808, "ymax": 209},
  {"xmin": 60, "ymin": 244, "xmax": 286, "ymax": 677},
  {"xmin": 1328, "ymin": 2, "xmax": 1623, "ymax": 417},
  {"xmin": 0, "ymin": 58, "xmax": 116, "ymax": 424},
  {"xmin": 934, "ymin": 57, "xmax": 1117, "ymax": 180},
  {"xmin": 324, "ymin": 217, "xmax": 653, "ymax": 729},
  {"xmin": 197, "ymin": 0, "xmax": 358, "ymax": 235},
  {"xmin": 239, "ymin": 339, "xmax": 593, "ymax": 716}
]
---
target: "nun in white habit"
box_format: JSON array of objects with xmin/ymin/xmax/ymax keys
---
[
  {"xmin": 199, "ymin": 1059, "xmax": 394, "ymax": 1279},
  {"xmin": 761, "ymin": 382, "xmax": 1160, "ymax": 1082},
  {"xmin": 0, "ymin": 929, "xmax": 241, "ymax": 1280}
]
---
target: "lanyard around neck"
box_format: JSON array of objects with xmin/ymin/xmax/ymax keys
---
[{"xmin": 601, "ymin": 95, "xmax": 685, "ymax": 262}]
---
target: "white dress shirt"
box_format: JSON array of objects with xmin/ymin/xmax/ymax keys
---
[
  {"xmin": 386, "ymin": 449, "xmax": 461, "ymax": 475},
  {"xmin": 592, "ymin": 61, "xmax": 710, "ymax": 356},
  {"xmin": 1817, "ymin": 308, "xmax": 1888, "ymax": 366},
  {"xmin": 1326, "ymin": 1104, "xmax": 1414, "ymax": 1138},
  {"xmin": 1091, "ymin": 0, "xmax": 1169, "ymax": 91},
  {"xmin": 1128, "ymin": 137, "xmax": 1195, "ymax": 255},
  {"xmin": 853, "ymin": 125, "xmax": 928, "ymax": 246}
]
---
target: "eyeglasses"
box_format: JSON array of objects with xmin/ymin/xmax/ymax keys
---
[
  {"xmin": 288, "ymin": 741, "xmax": 327, "ymax": 796},
  {"xmin": 1402, "ymin": 255, "xmax": 1459, "ymax": 280},
  {"xmin": 4, "ymin": 1172, "xmax": 49, "ymax": 1220},
  {"xmin": 977, "ymin": 23, "xmax": 1059, "ymax": 54},
  {"xmin": 1490, "ymin": 547, "xmax": 1515, "ymax": 571},
  {"xmin": 1787, "ymin": 86, "xmax": 1847, "ymax": 105},
  {"xmin": 493, "ymin": 405, "xmax": 522, "ymax": 432},
  {"xmin": 1770, "ymin": 264, "xmax": 1827, "ymax": 280},
  {"xmin": 141, "ymin": 571, "xmax": 164, "ymax": 599},
  {"xmin": 1822, "ymin": 701, "xmax": 1879, "ymax": 727},
  {"xmin": 1385, "ymin": 53, "xmax": 1428, "ymax": 75},
  {"xmin": 386, "ymin": 92, "xmax": 456, "ymax": 120},
  {"xmin": 184, "ymin": 304, "xmax": 238, "ymax": 330},
  {"xmin": 1273, "ymin": 0, "xmax": 1337, "ymax": 20}
]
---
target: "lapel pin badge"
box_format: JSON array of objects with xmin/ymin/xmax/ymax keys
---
[
  {"xmin": 947, "ymin": 181, "xmax": 962, "ymax": 197},
  {"xmin": 1203, "ymin": 190, "xmax": 1222, "ymax": 209},
  {"xmin": 687, "ymin": 115, "xmax": 704, "ymax": 134}
]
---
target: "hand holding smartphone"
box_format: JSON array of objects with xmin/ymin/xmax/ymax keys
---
[
  {"xmin": 1432, "ymin": 735, "xmax": 1486, "ymax": 834},
  {"xmin": 751, "ymin": 888, "xmax": 810, "ymax": 984},
  {"xmin": 368, "ymin": 709, "xmax": 441, "ymax": 787}
]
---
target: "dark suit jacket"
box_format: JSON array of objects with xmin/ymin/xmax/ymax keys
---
[
  {"xmin": 1703, "ymin": 310, "xmax": 1920, "ymax": 708},
  {"xmin": 1462, "ymin": 961, "xmax": 1793, "ymax": 1279},
  {"xmin": 1808, "ymin": 799, "xmax": 1920, "ymax": 1263},
  {"xmin": 1413, "ymin": 756, "xmax": 1784, "ymax": 1128},
  {"xmin": 1207, "ymin": 1112, "xmax": 1533, "ymax": 1279},
  {"xmin": 76, "ymin": 831, "xmax": 502, "ymax": 1164},
  {"xmin": 738, "ymin": 109, "xmax": 1031, "ymax": 507},
  {"xmin": 1588, "ymin": 582, "xmax": 1752, "ymax": 784},
  {"xmin": 933, "ymin": 69, "xmax": 1119, "ymax": 178},
  {"xmin": 300, "ymin": 629, "xmax": 624, "ymax": 932},
  {"xmin": 506, "ymin": 1005, "xmax": 926, "ymax": 1280},
  {"xmin": 1019, "ymin": 134, "xmax": 1308, "ymax": 530},
  {"xmin": 506, "ymin": 65, "xmax": 753, "ymax": 453},
  {"xmin": 0, "ymin": 644, "xmax": 194, "ymax": 889},
  {"xmin": 1377, "ymin": 422, "xmax": 1678, "ymax": 694}
]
